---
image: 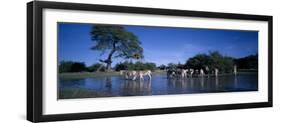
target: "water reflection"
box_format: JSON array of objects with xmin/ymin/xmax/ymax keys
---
[
  {"xmin": 200, "ymin": 77, "xmax": 204, "ymax": 89},
  {"xmin": 105, "ymin": 77, "xmax": 112, "ymax": 93},
  {"xmin": 121, "ymin": 79, "xmax": 152, "ymax": 96},
  {"xmin": 234, "ymin": 76, "xmax": 238, "ymax": 88},
  {"xmin": 59, "ymin": 73, "xmax": 258, "ymax": 98},
  {"xmin": 215, "ymin": 77, "xmax": 219, "ymax": 89}
]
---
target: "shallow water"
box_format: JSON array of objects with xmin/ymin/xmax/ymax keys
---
[{"xmin": 59, "ymin": 73, "xmax": 258, "ymax": 99}]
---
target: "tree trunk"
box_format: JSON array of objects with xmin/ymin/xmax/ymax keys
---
[
  {"xmin": 99, "ymin": 59, "xmax": 112, "ymax": 72},
  {"xmin": 105, "ymin": 62, "xmax": 112, "ymax": 71},
  {"xmin": 100, "ymin": 48, "xmax": 115, "ymax": 72},
  {"xmin": 100, "ymin": 41, "xmax": 116, "ymax": 72}
]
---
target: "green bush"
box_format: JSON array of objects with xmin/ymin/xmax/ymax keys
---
[
  {"xmin": 59, "ymin": 61, "xmax": 87, "ymax": 73},
  {"xmin": 158, "ymin": 64, "xmax": 167, "ymax": 70},
  {"xmin": 115, "ymin": 61, "xmax": 156, "ymax": 71}
]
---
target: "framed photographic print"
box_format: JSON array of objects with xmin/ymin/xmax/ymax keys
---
[{"xmin": 27, "ymin": 1, "xmax": 273, "ymax": 122}]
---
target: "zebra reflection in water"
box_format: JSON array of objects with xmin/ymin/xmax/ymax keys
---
[{"xmin": 121, "ymin": 79, "xmax": 152, "ymax": 96}]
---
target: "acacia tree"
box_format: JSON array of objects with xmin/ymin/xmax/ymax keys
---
[{"xmin": 90, "ymin": 25, "xmax": 143, "ymax": 71}]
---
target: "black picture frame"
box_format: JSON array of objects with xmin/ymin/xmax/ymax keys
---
[{"xmin": 27, "ymin": 1, "xmax": 273, "ymax": 122}]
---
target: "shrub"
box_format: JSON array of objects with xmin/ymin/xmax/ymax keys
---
[{"xmin": 59, "ymin": 61, "xmax": 87, "ymax": 73}]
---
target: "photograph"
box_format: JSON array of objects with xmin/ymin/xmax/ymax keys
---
[
  {"xmin": 26, "ymin": 1, "xmax": 273, "ymax": 122},
  {"xmin": 58, "ymin": 22, "xmax": 258, "ymax": 99}
]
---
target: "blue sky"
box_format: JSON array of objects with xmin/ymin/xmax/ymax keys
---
[{"xmin": 58, "ymin": 23, "xmax": 258, "ymax": 66}]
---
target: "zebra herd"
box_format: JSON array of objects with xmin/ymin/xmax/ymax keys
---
[
  {"xmin": 120, "ymin": 70, "xmax": 152, "ymax": 81},
  {"xmin": 119, "ymin": 66, "xmax": 237, "ymax": 81},
  {"xmin": 167, "ymin": 65, "xmax": 238, "ymax": 79},
  {"xmin": 167, "ymin": 67, "xmax": 214, "ymax": 79}
]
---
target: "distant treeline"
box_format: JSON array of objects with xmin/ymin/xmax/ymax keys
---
[
  {"xmin": 157, "ymin": 51, "xmax": 258, "ymax": 73},
  {"xmin": 59, "ymin": 51, "xmax": 258, "ymax": 73},
  {"xmin": 234, "ymin": 54, "xmax": 258, "ymax": 69},
  {"xmin": 59, "ymin": 61, "xmax": 157, "ymax": 73},
  {"xmin": 115, "ymin": 61, "xmax": 156, "ymax": 71},
  {"xmin": 59, "ymin": 61, "xmax": 87, "ymax": 73}
]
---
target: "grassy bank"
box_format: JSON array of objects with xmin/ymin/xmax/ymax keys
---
[
  {"xmin": 59, "ymin": 88, "xmax": 112, "ymax": 99},
  {"xmin": 59, "ymin": 71, "xmax": 120, "ymax": 79}
]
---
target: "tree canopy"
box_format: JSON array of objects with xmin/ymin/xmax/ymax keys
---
[
  {"xmin": 185, "ymin": 51, "xmax": 234, "ymax": 73},
  {"xmin": 234, "ymin": 54, "xmax": 258, "ymax": 70},
  {"xmin": 90, "ymin": 25, "xmax": 143, "ymax": 71}
]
